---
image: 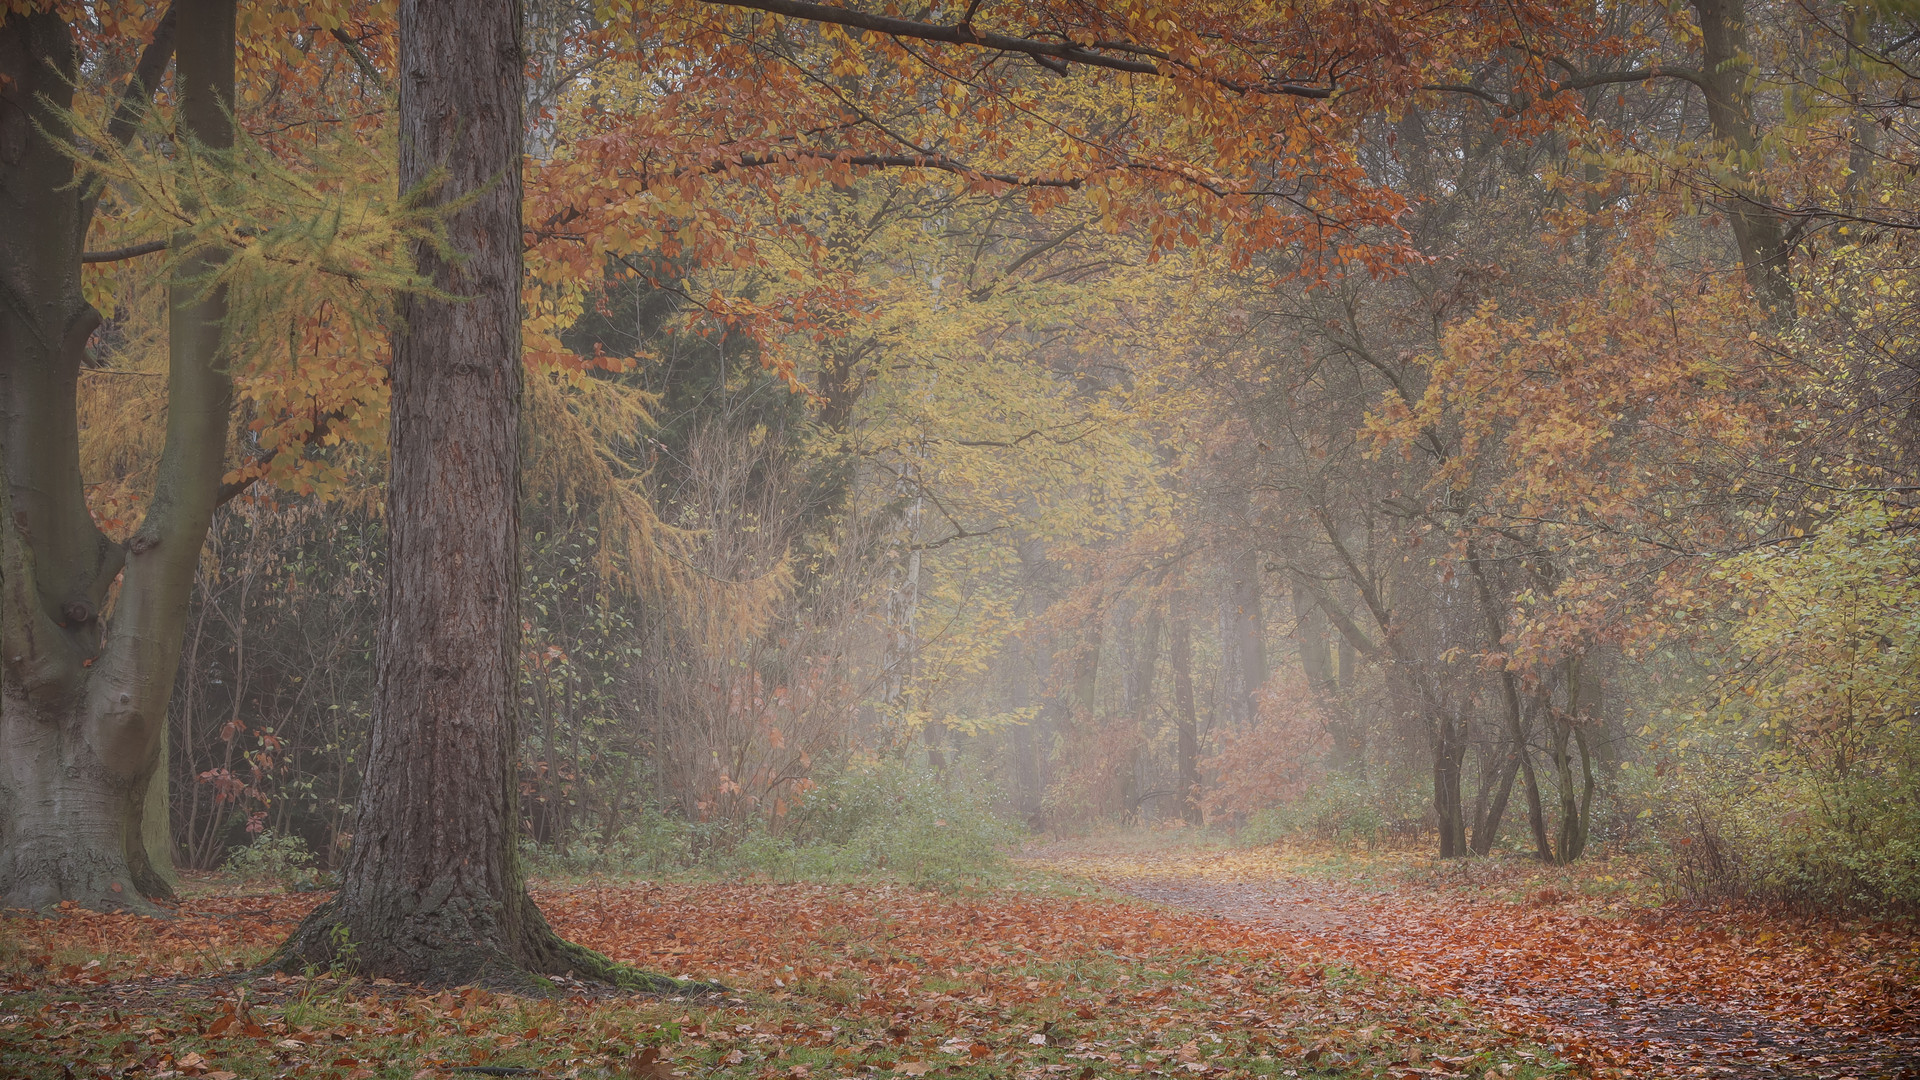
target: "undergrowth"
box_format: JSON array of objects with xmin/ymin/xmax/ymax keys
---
[{"xmin": 522, "ymin": 764, "xmax": 1018, "ymax": 891}]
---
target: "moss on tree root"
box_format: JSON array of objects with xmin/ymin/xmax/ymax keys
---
[{"xmin": 265, "ymin": 898, "xmax": 722, "ymax": 997}]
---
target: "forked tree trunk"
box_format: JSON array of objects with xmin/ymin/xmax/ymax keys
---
[
  {"xmin": 1469, "ymin": 733, "xmax": 1521, "ymax": 856},
  {"xmin": 1432, "ymin": 712, "xmax": 1468, "ymax": 857},
  {"xmin": 0, "ymin": 2, "xmax": 221, "ymax": 914},
  {"xmin": 269, "ymin": 0, "xmax": 665, "ymax": 990}
]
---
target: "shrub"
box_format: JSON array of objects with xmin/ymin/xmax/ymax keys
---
[
  {"xmin": 1238, "ymin": 771, "xmax": 1426, "ymax": 849},
  {"xmin": 222, "ymin": 830, "xmax": 320, "ymax": 888},
  {"xmin": 1649, "ymin": 502, "xmax": 1920, "ymax": 913},
  {"xmin": 751, "ymin": 763, "xmax": 1018, "ymax": 888},
  {"xmin": 523, "ymin": 762, "xmax": 1019, "ymax": 889}
]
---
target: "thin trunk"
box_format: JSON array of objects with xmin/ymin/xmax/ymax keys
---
[
  {"xmin": 1519, "ymin": 716, "xmax": 1553, "ymax": 863},
  {"xmin": 1433, "ymin": 713, "xmax": 1468, "ymax": 857},
  {"xmin": 1470, "ymin": 733, "xmax": 1522, "ymax": 856},
  {"xmin": 1226, "ymin": 548, "xmax": 1265, "ymax": 726},
  {"xmin": 1169, "ymin": 597, "xmax": 1201, "ymax": 825}
]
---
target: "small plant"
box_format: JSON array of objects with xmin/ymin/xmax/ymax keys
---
[{"xmin": 222, "ymin": 829, "xmax": 318, "ymax": 888}]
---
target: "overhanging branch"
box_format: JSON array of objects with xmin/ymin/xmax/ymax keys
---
[{"xmin": 704, "ymin": 0, "xmax": 1336, "ymax": 98}]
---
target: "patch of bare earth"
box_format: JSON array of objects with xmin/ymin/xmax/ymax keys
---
[{"xmin": 1025, "ymin": 843, "xmax": 1920, "ymax": 1080}]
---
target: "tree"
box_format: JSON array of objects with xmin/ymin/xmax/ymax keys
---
[
  {"xmin": 1, "ymin": 0, "xmax": 231, "ymax": 913},
  {"xmin": 267, "ymin": 0, "xmax": 660, "ymax": 989}
]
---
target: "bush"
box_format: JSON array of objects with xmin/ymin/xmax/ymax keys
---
[
  {"xmin": 222, "ymin": 830, "xmax": 321, "ymax": 888},
  {"xmin": 1238, "ymin": 772, "xmax": 1427, "ymax": 849},
  {"xmin": 739, "ymin": 763, "xmax": 1017, "ymax": 888},
  {"xmin": 522, "ymin": 805, "xmax": 710, "ymax": 878},
  {"xmin": 523, "ymin": 763, "xmax": 1019, "ymax": 889},
  {"xmin": 1646, "ymin": 501, "xmax": 1920, "ymax": 914},
  {"xmin": 1648, "ymin": 741, "xmax": 1920, "ymax": 912}
]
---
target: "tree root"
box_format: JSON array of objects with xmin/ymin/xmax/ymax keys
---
[{"xmin": 265, "ymin": 895, "xmax": 724, "ymax": 997}]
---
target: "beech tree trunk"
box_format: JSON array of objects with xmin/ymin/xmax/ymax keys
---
[
  {"xmin": 0, "ymin": 2, "xmax": 222, "ymax": 914},
  {"xmin": 270, "ymin": 0, "xmax": 662, "ymax": 990}
]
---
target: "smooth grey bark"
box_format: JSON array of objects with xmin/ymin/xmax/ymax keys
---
[
  {"xmin": 0, "ymin": 1, "xmax": 224, "ymax": 913},
  {"xmin": 269, "ymin": 0, "xmax": 669, "ymax": 990}
]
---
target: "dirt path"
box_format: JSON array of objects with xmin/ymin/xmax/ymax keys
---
[{"xmin": 1025, "ymin": 843, "xmax": 1920, "ymax": 1079}]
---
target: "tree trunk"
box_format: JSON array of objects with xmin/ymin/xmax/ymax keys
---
[
  {"xmin": 1432, "ymin": 712, "xmax": 1468, "ymax": 857},
  {"xmin": 1224, "ymin": 548, "xmax": 1265, "ymax": 726},
  {"xmin": 0, "ymin": 2, "xmax": 222, "ymax": 914},
  {"xmin": 1294, "ymin": 589, "xmax": 1363, "ymax": 773},
  {"xmin": 1690, "ymin": 0, "xmax": 1793, "ymax": 313},
  {"xmin": 270, "ymin": 0, "xmax": 668, "ymax": 991},
  {"xmin": 1469, "ymin": 732, "xmax": 1522, "ymax": 856},
  {"xmin": 1169, "ymin": 600, "xmax": 1201, "ymax": 826}
]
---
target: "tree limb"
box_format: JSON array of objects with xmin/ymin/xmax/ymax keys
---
[
  {"xmin": 81, "ymin": 239, "xmax": 169, "ymax": 263},
  {"xmin": 703, "ymin": 0, "xmax": 1335, "ymax": 97}
]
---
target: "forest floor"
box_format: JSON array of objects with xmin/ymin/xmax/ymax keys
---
[
  {"xmin": 0, "ymin": 838, "xmax": 1913, "ymax": 1080},
  {"xmin": 1021, "ymin": 836, "xmax": 1920, "ymax": 1080}
]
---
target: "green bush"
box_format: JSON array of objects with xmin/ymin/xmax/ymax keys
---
[
  {"xmin": 523, "ymin": 763, "xmax": 1018, "ymax": 889},
  {"xmin": 1649, "ymin": 740, "xmax": 1920, "ymax": 912},
  {"xmin": 222, "ymin": 830, "xmax": 320, "ymax": 888},
  {"xmin": 1648, "ymin": 501, "xmax": 1920, "ymax": 913},
  {"xmin": 737, "ymin": 763, "xmax": 1017, "ymax": 888}
]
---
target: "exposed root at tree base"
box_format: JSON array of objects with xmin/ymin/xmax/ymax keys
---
[{"xmin": 265, "ymin": 896, "xmax": 722, "ymax": 997}]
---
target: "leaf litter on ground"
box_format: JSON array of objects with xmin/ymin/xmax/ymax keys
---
[
  {"xmin": 2, "ymin": 874, "xmax": 1570, "ymax": 1080},
  {"xmin": 1023, "ymin": 840, "xmax": 1920, "ymax": 1079}
]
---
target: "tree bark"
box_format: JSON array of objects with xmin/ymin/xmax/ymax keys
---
[
  {"xmin": 1690, "ymin": 0, "xmax": 1793, "ymax": 313},
  {"xmin": 0, "ymin": 2, "xmax": 219, "ymax": 913},
  {"xmin": 1224, "ymin": 547, "xmax": 1265, "ymax": 726},
  {"xmin": 1469, "ymin": 732, "xmax": 1521, "ymax": 856},
  {"xmin": 269, "ymin": 0, "xmax": 670, "ymax": 990},
  {"xmin": 1432, "ymin": 712, "xmax": 1468, "ymax": 857}
]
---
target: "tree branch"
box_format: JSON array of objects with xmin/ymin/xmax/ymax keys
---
[
  {"xmin": 81, "ymin": 239, "xmax": 169, "ymax": 263},
  {"xmin": 329, "ymin": 27, "xmax": 385, "ymax": 92},
  {"xmin": 106, "ymin": 3, "xmax": 180, "ymax": 148},
  {"xmin": 703, "ymin": 0, "xmax": 1336, "ymax": 97}
]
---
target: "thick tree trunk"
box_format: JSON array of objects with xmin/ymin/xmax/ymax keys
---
[
  {"xmin": 0, "ymin": 3, "xmax": 213, "ymax": 913},
  {"xmin": 270, "ymin": 0, "xmax": 667, "ymax": 990}
]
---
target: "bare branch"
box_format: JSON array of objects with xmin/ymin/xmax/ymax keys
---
[
  {"xmin": 703, "ymin": 0, "xmax": 1336, "ymax": 98},
  {"xmin": 81, "ymin": 239, "xmax": 169, "ymax": 264}
]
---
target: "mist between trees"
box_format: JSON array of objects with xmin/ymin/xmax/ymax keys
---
[{"xmin": 5, "ymin": 0, "xmax": 1919, "ymax": 938}]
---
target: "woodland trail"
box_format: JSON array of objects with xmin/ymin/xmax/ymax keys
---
[{"xmin": 1024, "ymin": 842, "xmax": 1920, "ymax": 1080}]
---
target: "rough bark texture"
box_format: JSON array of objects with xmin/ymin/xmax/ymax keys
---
[
  {"xmin": 269, "ymin": 0, "xmax": 671, "ymax": 991},
  {"xmin": 0, "ymin": 3, "xmax": 213, "ymax": 913}
]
